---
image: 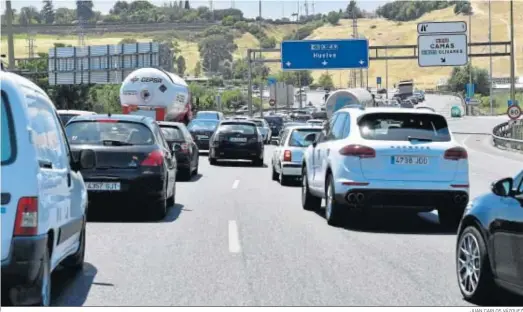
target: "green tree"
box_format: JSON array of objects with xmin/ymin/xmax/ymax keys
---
[
  {"xmin": 318, "ymin": 72, "xmax": 334, "ymax": 89},
  {"xmin": 76, "ymin": 1, "xmax": 94, "ymax": 22},
  {"xmin": 447, "ymin": 64, "xmax": 490, "ymax": 96},
  {"xmin": 326, "ymin": 11, "xmax": 340, "ymax": 25},
  {"xmin": 346, "ymin": 0, "xmax": 363, "ymax": 18},
  {"xmin": 194, "ymin": 61, "xmax": 202, "ymax": 77},
  {"xmin": 118, "ymin": 38, "xmax": 137, "ymax": 44},
  {"xmin": 184, "ymin": 0, "xmax": 190, "ymax": 10},
  {"xmin": 454, "ymin": 1, "xmax": 472, "ymax": 15},
  {"xmin": 198, "ymin": 34, "xmax": 237, "ymax": 73},
  {"xmin": 19, "ymin": 6, "xmax": 40, "ymax": 25},
  {"xmin": 41, "ymin": 0, "xmax": 55, "ymax": 24},
  {"xmin": 177, "ymin": 55, "xmax": 187, "ymax": 76}
]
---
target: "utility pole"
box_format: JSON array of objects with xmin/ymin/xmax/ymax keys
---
[
  {"xmin": 258, "ymin": 0, "xmax": 264, "ymax": 117},
  {"xmin": 311, "ymin": 0, "xmax": 315, "ymax": 15},
  {"xmin": 468, "ymin": 12, "xmax": 472, "ymax": 99},
  {"xmin": 509, "ymin": 0, "xmax": 516, "ymax": 107},
  {"xmin": 6, "ymin": 0, "xmax": 15, "ymax": 70},
  {"xmin": 488, "ymin": 0, "xmax": 493, "ymax": 115},
  {"xmin": 304, "ymin": 0, "xmax": 309, "ymax": 17}
]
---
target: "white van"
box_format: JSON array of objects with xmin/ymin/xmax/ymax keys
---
[{"xmin": 1, "ymin": 71, "xmax": 96, "ymax": 306}]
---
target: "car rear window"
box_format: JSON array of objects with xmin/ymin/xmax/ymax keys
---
[
  {"xmin": 264, "ymin": 117, "xmax": 283, "ymax": 126},
  {"xmin": 196, "ymin": 112, "xmax": 218, "ymax": 120},
  {"xmin": 59, "ymin": 114, "xmax": 78, "ymax": 126},
  {"xmin": 160, "ymin": 126, "xmax": 184, "ymax": 141},
  {"xmin": 289, "ymin": 129, "xmax": 321, "ymax": 147},
  {"xmin": 1, "ymin": 91, "xmax": 16, "ymax": 165},
  {"xmin": 219, "ymin": 123, "xmax": 256, "ymax": 135},
  {"xmin": 66, "ymin": 121, "xmax": 154, "ymax": 145},
  {"xmin": 188, "ymin": 119, "xmax": 219, "ymax": 131},
  {"xmin": 358, "ymin": 113, "xmax": 451, "ymax": 142}
]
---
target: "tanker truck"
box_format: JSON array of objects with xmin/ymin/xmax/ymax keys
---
[
  {"xmin": 325, "ymin": 88, "xmax": 375, "ymax": 119},
  {"xmin": 119, "ymin": 68, "xmax": 193, "ymax": 124}
]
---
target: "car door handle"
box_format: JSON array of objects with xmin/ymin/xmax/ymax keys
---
[
  {"xmin": 39, "ymin": 160, "xmax": 53, "ymax": 169},
  {"xmin": 67, "ymin": 172, "xmax": 71, "ymax": 187}
]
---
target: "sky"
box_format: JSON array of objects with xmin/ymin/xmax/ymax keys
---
[{"xmin": 3, "ymin": 0, "xmax": 387, "ymax": 19}]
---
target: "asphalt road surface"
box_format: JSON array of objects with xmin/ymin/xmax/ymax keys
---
[{"xmin": 49, "ymin": 95, "xmax": 523, "ymax": 306}]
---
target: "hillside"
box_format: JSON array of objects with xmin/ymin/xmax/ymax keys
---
[{"xmin": 1, "ymin": 1, "xmax": 521, "ymax": 88}]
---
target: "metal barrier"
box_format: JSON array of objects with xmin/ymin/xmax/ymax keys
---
[{"xmin": 492, "ymin": 119, "xmax": 523, "ymax": 152}]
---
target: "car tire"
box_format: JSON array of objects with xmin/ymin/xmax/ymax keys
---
[
  {"xmin": 192, "ymin": 158, "xmax": 199, "ymax": 176},
  {"xmin": 167, "ymin": 182, "xmax": 176, "ymax": 207},
  {"xmin": 153, "ymin": 195, "xmax": 167, "ymax": 221},
  {"xmin": 279, "ymin": 171, "xmax": 290, "ymax": 185},
  {"xmin": 325, "ymin": 174, "xmax": 346, "ymax": 226},
  {"xmin": 178, "ymin": 168, "xmax": 191, "ymax": 181},
  {"xmin": 33, "ymin": 247, "xmax": 51, "ymax": 306},
  {"xmin": 209, "ymin": 157, "xmax": 218, "ymax": 165},
  {"xmin": 438, "ymin": 206, "xmax": 465, "ymax": 230},
  {"xmin": 271, "ymin": 164, "xmax": 278, "ymax": 181},
  {"xmin": 456, "ymin": 226, "xmax": 496, "ymax": 304},
  {"xmin": 301, "ymin": 167, "xmax": 321, "ymax": 211},
  {"xmin": 62, "ymin": 218, "xmax": 86, "ymax": 272},
  {"xmin": 253, "ymin": 157, "xmax": 264, "ymax": 167}
]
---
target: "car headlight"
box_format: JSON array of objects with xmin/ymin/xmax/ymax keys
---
[{"xmin": 464, "ymin": 200, "xmax": 474, "ymax": 214}]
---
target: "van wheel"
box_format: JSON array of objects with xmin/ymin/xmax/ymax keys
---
[
  {"xmin": 33, "ymin": 248, "xmax": 51, "ymax": 306},
  {"xmin": 62, "ymin": 220, "xmax": 86, "ymax": 272}
]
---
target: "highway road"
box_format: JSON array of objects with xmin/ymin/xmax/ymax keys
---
[{"xmin": 49, "ymin": 95, "xmax": 523, "ymax": 306}]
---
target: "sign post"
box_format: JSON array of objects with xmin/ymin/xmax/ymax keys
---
[
  {"xmin": 281, "ymin": 39, "xmax": 369, "ymax": 71},
  {"xmin": 417, "ymin": 21, "xmax": 468, "ymax": 68}
]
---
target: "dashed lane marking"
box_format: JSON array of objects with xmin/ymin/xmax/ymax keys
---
[{"xmin": 228, "ymin": 220, "xmax": 241, "ymax": 253}]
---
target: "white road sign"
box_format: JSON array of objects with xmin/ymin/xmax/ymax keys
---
[
  {"xmin": 507, "ymin": 105, "xmax": 522, "ymax": 120},
  {"xmin": 418, "ymin": 34, "xmax": 468, "ymax": 67},
  {"xmin": 417, "ymin": 21, "xmax": 467, "ymax": 34}
]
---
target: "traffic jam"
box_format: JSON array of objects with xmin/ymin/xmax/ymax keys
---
[{"xmin": 1, "ymin": 67, "xmax": 522, "ymax": 306}]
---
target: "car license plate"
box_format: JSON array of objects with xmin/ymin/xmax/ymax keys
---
[
  {"xmin": 197, "ymin": 135, "xmax": 209, "ymax": 140},
  {"xmin": 86, "ymin": 182, "xmax": 121, "ymax": 191},
  {"xmin": 230, "ymin": 137, "xmax": 247, "ymax": 142},
  {"xmin": 391, "ymin": 156, "xmax": 429, "ymax": 165}
]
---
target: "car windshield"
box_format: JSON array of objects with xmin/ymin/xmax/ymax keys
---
[
  {"xmin": 251, "ymin": 120, "xmax": 265, "ymax": 127},
  {"xmin": 358, "ymin": 113, "xmax": 451, "ymax": 142},
  {"xmin": 160, "ymin": 126, "xmax": 184, "ymax": 141},
  {"xmin": 1, "ymin": 92, "xmax": 15, "ymax": 164},
  {"xmin": 66, "ymin": 121, "xmax": 154, "ymax": 145},
  {"xmin": 187, "ymin": 119, "xmax": 219, "ymax": 131},
  {"xmin": 196, "ymin": 112, "xmax": 218, "ymax": 120},
  {"xmin": 289, "ymin": 129, "xmax": 322, "ymax": 147},
  {"xmin": 219, "ymin": 123, "xmax": 256, "ymax": 135},
  {"xmin": 59, "ymin": 114, "xmax": 79, "ymax": 126}
]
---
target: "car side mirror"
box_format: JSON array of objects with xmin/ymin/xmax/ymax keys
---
[
  {"xmin": 73, "ymin": 149, "xmax": 96, "ymax": 170},
  {"xmin": 491, "ymin": 177, "xmax": 513, "ymax": 197}
]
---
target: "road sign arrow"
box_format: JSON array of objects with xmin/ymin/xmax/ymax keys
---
[
  {"xmin": 285, "ymin": 61, "xmax": 292, "ymax": 67},
  {"xmin": 441, "ymin": 57, "xmax": 446, "ymax": 63},
  {"xmin": 321, "ymin": 60, "xmax": 328, "ymax": 66},
  {"xmin": 359, "ymin": 60, "xmax": 365, "ymax": 65}
]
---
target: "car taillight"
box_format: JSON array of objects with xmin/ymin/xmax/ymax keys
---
[
  {"xmin": 14, "ymin": 197, "xmax": 38, "ymax": 236},
  {"xmin": 339, "ymin": 144, "xmax": 376, "ymax": 158},
  {"xmin": 141, "ymin": 150, "xmax": 164, "ymax": 166},
  {"xmin": 283, "ymin": 150, "xmax": 292, "ymax": 161},
  {"xmin": 444, "ymin": 147, "xmax": 468, "ymax": 160}
]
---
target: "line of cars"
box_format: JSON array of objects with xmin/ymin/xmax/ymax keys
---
[{"xmin": 266, "ymin": 102, "xmax": 523, "ymax": 303}]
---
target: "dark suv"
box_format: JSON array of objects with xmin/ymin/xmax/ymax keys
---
[
  {"xmin": 208, "ymin": 120, "xmax": 264, "ymax": 166},
  {"xmin": 264, "ymin": 116, "xmax": 284, "ymax": 137}
]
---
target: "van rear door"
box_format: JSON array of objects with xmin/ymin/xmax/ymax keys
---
[{"xmin": 1, "ymin": 91, "xmax": 18, "ymax": 261}]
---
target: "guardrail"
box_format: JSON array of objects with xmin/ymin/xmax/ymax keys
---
[{"xmin": 492, "ymin": 119, "xmax": 523, "ymax": 152}]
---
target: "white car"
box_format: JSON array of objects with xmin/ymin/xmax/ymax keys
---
[
  {"xmin": 306, "ymin": 119, "xmax": 325, "ymax": 127},
  {"xmin": 301, "ymin": 106, "xmax": 469, "ymax": 228},
  {"xmin": 271, "ymin": 125, "xmax": 322, "ymax": 185},
  {"xmin": 1, "ymin": 71, "xmax": 96, "ymax": 305},
  {"xmin": 251, "ymin": 118, "xmax": 272, "ymax": 144}
]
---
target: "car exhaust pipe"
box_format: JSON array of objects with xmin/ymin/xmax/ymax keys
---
[
  {"xmin": 356, "ymin": 193, "xmax": 364, "ymax": 203},
  {"xmin": 454, "ymin": 195, "xmax": 462, "ymax": 204},
  {"xmin": 347, "ymin": 193, "xmax": 356, "ymax": 203}
]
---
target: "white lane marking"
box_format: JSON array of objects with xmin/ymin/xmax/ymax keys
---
[
  {"xmin": 232, "ymin": 179, "xmax": 240, "ymax": 189},
  {"xmin": 228, "ymin": 220, "xmax": 241, "ymax": 253}
]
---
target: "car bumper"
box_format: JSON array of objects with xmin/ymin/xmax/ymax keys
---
[
  {"xmin": 194, "ymin": 140, "xmax": 210, "ymax": 150},
  {"xmin": 332, "ymin": 179, "xmax": 469, "ymax": 211},
  {"xmin": 2, "ymin": 235, "xmax": 48, "ymax": 290},
  {"xmin": 211, "ymin": 147, "xmax": 263, "ymax": 160},
  {"xmin": 83, "ymin": 171, "xmax": 166, "ymax": 205},
  {"xmin": 281, "ymin": 162, "xmax": 302, "ymax": 176}
]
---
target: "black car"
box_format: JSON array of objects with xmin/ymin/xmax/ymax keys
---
[
  {"xmin": 456, "ymin": 170, "xmax": 523, "ymax": 304},
  {"xmin": 264, "ymin": 116, "xmax": 284, "ymax": 137},
  {"xmin": 158, "ymin": 121, "xmax": 199, "ymax": 180},
  {"xmin": 187, "ymin": 118, "xmax": 220, "ymax": 151},
  {"xmin": 65, "ymin": 114, "xmax": 177, "ymax": 220},
  {"xmin": 208, "ymin": 120, "xmax": 264, "ymax": 166}
]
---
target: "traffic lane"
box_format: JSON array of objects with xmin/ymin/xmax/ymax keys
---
[
  {"xmin": 423, "ymin": 94, "xmax": 460, "ymax": 115},
  {"xmin": 453, "ymin": 134, "xmax": 522, "ymax": 196},
  {"xmin": 232, "ymin": 145, "xmax": 470, "ymax": 306},
  {"xmin": 53, "ymin": 157, "xmax": 255, "ymax": 306},
  {"xmin": 448, "ymin": 116, "xmax": 514, "ymax": 134}
]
